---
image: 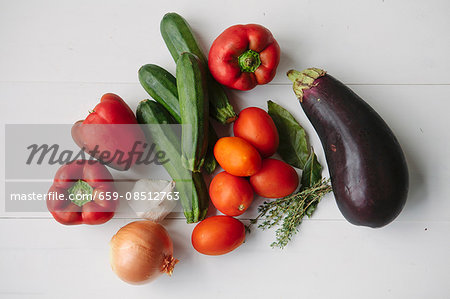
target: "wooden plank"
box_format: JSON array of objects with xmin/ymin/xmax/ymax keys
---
[
  {"xmin": 1, "ymin": 83, "xmax": 449, "ymax": 221},
  {"xmin": 0, "ymin": 218, "xmax": 448, "ymax": 298},
  {"xmin": 0, "ymin": 0, "xmax": 449, "ymax": 84}
]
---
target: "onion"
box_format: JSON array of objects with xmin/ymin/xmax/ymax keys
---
[{"xmin": 110, "ymin": 221, "xmax": 179, "ymax": 284}]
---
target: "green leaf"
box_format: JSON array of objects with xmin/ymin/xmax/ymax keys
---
[
  {"xmin": 267, "ymin": 100, "xmax": 309, "ymax": 169},
  {"xmin": 300, "ymin": 151, "xmax": 322, "ymax": 190},
  {"xmin": 249, "ymin": 179, "xmax": 332, "ymax": 248},
  {"xmin": 305, "ymin": 201, "xmax": 318, "ymax": 218}
]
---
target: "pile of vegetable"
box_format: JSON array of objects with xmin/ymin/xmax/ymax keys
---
[{"xmin": 44, "ymin": 12, "xmax": 408, "ymax": 285}]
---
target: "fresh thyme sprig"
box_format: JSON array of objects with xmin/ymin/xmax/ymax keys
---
[{"xmin": 248, "ymin": 178, "xmax": 332, "ymax": 249}]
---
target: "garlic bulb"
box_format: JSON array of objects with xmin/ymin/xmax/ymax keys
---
[{"xmin": 128, "ymin": 179, "xmax": 177, "ymax": 222}]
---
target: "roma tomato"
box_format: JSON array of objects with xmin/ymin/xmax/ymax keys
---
[
  {"xmin": 233, "ymin": 107, "xmax": 279, "ymax": 157},
  {"xmin": 209, "ymin": 172, "xmax": 254, "ymax": 216},
  {"xmin": 214, "ymin": 137, "xmax": 261, "ymax": 176},
  {"xmin": 191, "ymin": 215, "xmax": 245, "ymax": 255},
  {"xmin": 250, "ymin": 158, "xmax": 299, "ymax": 198}
]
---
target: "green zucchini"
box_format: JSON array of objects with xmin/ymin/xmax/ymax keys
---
[
  {"xmin": 176, "ymin": 52, "xmax": 209, "ymax": 172},
  {"xmin": 136, "ymin": 99, "xmax": 209, "ymax": 223},
  {"xmin": 203, "ymin": 128, "xmax": 218, "ymax": 173},
  {"xmin": 138, "ymin": 63, "xmax": 218, "ymax": 173},
  {"xmin": 138, "ymin": 64, "xmax": 181, "ymax": 123},
  {"xmin": 192, "ymin": 172, "xmax": 209, "ymax": 221},
  {"xmin": 160, "ymin": 12, "xmax": 237, "ymax": 124}
]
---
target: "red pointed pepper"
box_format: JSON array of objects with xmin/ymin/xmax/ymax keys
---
[
  {"xmin": 47, "ymin": 160, "xmax": 118, "ymax": 225},
  {"xmin": 208, "ymin": 24, "xmax": 280, "ymax": 91},
  {"xmin": 72, "ymin": 93, "xmax": 146, "ymax": 171}
]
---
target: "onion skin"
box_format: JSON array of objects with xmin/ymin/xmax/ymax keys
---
[{"xmin": 110, "ymin": 221, "xmax": 178, "ymax": 284}]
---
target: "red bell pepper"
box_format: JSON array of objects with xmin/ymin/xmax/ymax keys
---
[
  {"xmin": 208, "ymin": 24, "xmax": 280, "ymax": 91},
  {"xmin": 47, "ymin": 160, "xmax": 118, "ymax": 225},
  {"xmin": 72, "ymin": 93, "xmax": 146, "ymax": 171}
]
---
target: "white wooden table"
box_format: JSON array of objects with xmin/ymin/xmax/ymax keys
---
[{"xmin": 1, "ymin": 0, "xmax": 449, "ymax": 298}]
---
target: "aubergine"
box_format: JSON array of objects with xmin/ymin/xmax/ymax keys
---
[{"xmin": 288, "ymin": 68, "xmax": 408, "ymax": 228}]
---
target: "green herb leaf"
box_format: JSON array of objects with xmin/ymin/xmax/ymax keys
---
[
  {"xmin": 249, "ymin": 179, "xmax": 332, "ymax": 249},
  {"xmin": 267, "ymin": 100, "xmax": 309, "ymax": 169},
  {"xmin": 300, "ymin": 151, "xmax": 322, "ymax": 190}
]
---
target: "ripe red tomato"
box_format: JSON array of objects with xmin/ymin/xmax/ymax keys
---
[
  {"xmin": 209, "ymin": 171, "xmax": 254, "ymax": 216},
  {"xmin": 214, "ymin": 137, "xmax": 261, "ymax": 176},
  {"xmin": 191, "ymin": 215, "xmax": 245, "ymax": 255},
  {"xmin": 250, "ymin": 158, "xmax": 299, "ymax": 198},
  {"xmin": 233, "ymin": 107, "xmax": 279, "ymax": 157}
]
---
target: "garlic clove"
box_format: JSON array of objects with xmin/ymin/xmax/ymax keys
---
[{"xmin": 128, "ymin": 179, "xmax": 178, "ymax": 222}]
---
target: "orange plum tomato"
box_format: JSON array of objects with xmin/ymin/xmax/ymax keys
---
[
  {"xmin": 191, "ymin": 215, "xmax": 245, "ymax": 255},
  {"xmin": 214, "ymin": 137, "xmax": 261, "ymax": 177},
  {"xmin": 250, "ymin": 158, "xmax": 299, "ymax": 198},
  {"xmin": 209, "ymin": 171, "xmax": 254, "ymax": 216},
  {"xmin": 233, "ymin": 107, "xmax": 279, "ymax": 157}
]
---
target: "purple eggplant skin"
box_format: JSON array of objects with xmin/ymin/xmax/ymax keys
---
[{"xmin": 288, "ymin": 68, "xmax": 409, "ymax": 228}]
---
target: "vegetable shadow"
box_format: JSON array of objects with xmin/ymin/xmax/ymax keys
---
[
  {"xmin": 162, "ymin": 220, "xmax": 193, "ymax": 263},
  {"xmin": 398, "ymin": 142, "xmax": 427, "ymax": 216}
]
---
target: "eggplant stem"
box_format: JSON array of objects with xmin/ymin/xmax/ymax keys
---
[{"xmin": 287, "ymin": 68, "xmax": 326, "ymax": 102}]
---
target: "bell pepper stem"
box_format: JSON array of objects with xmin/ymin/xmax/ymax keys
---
[
  {"xmin": 238, "ymin": 50, "xmax": 261, "ymax": 73},
  {"xmin": 68, "ymin": 180, "xmax": 93, "ymax": 207}
]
